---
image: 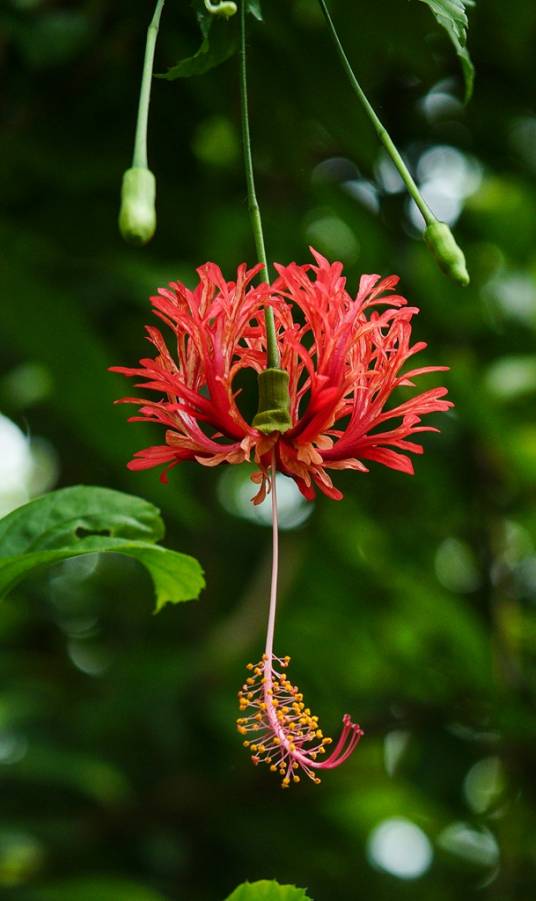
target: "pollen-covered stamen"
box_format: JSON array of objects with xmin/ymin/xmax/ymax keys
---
[{"xmin": 237, "ymin": 654, "xmax": 363, "ymax": 787}]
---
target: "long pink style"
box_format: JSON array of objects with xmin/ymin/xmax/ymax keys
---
[{"xmin": 236, "ymin": 451, "xmax": 363, "ymax": 787}]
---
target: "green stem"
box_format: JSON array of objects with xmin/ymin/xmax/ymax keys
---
[
  {"xmin": 132, "ymin": 0, "xmax": 166, "ymax": 169},
  {"xmin": 317, "ymin": 0, "xmax": 435, "ymax": 226},
  {"xmin": 239, "ymin": 0, "xmax": 280, "ymax": 368}
]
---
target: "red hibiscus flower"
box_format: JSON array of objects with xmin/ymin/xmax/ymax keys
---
[{"xmin": 111, "ymin": 248, "xmax": 452, "ymax": 503}]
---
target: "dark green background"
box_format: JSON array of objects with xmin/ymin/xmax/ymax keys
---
[{"xmin": 1, "ymin": 1, "xmax": 536, "ymax": 899}]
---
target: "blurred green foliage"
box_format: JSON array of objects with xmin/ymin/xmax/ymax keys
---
[{"xmin": 1, "ymin": 0, "xmax": 536, "ymax": 899}]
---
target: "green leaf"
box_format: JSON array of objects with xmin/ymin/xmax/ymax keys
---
[
  {"xmin": 224, "ymin": 881, "xmax": 313, "ymax": 901},
  {"xmin": 161, "ymin": 0, "xmax": 261, "ymax": 80},
  {"xmin": 418, "ymin": 0, "xmax": 475, "ymax": 101},
  {"xmin": 161, "ymin": 21, "xmax": 237, "ymax": 79},
  {"xmin": 0, "ymin": 486, "xmax": 204, "ymax": 612}
]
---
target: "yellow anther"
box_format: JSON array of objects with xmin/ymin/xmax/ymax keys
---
[
  {"xmin": 246, "ymin": 663, "xmax": 254, "ymax": 670},
  {"xmin": 293, "ymin": 775, "xmax": 300, "ymax": 783},
  {"xmin": 270, "ymin": 764, "xmax": 277, "ymax": 772}
]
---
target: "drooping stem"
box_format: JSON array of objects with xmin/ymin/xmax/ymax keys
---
[
  {"xmin": 264, "ymin": 450, "xmax": 280, "ymax": 659},
  {"xmin": 317, "ymin": 0, "xmax": 434, "ymax": 226},
  {"xmin": 132, "ymin": 0, "xmax": 166, "ymax": 169},
  {"xmin": 239, "ymin": 0, "xmax": 280, "ymax": 368}
]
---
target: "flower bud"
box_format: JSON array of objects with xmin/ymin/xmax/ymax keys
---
[
  {"xmin": 424, "ymin": 220, "xmax": 469, "ymax": 287},
  {"xmin": 253, "ymin": 368, "xmax": 292, "ymax": 434},
  {"xmin": 118, "ymin": 167, "xmax": 156, "ymax": 246}
]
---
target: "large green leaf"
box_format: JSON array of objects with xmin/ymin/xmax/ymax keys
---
[
  {"xmin": 224, "ymin": 881, "xmax": 313, "ymax": 901},
  {"xmin": 418, "ymin": 0, "xmax": 474, "ymax": 101},
  {"xmin": 0, "ymin": 486, "xmax": 204, "ymax": 612}
]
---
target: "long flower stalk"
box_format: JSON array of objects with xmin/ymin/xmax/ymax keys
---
[
  {"xmin": 317, "ymin": 0, "xmax": 469, "ymax": 286},
  {"xmin": 133, "ymin": 0, "xmax": 166, "ymax": 170},
  {"xmin": 239, "ymin": 0, "xmax": 279, "ymax": 368},
  {"xmin": 317, "ymin": 0, "xmax": 431, "ymax": 222}
]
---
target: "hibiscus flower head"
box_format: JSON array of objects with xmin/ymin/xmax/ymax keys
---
[{"xmin": 110, "ymin": 247, "xmax": 452, "ymax": 503}]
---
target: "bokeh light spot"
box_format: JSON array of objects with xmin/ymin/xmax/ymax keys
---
[
  {"xmin": 464, "ymin": 757, "xmax": 504, "ymax": 814},
  {"xmin": 305, "ymin": 212, "xmax": 360, "ymax": 264},
  {"xmin": 218, "ymin": 466, "xmax": 312, "ymax": 530},
  {"xmin": 438, "ymin": 822, "xmax": 499, "ymax": 867},
  {"xmin": 367, "ymin": 817, "xmax": 433, "ymax": 879},
  {"xmin": 435, "ymin": 537, "xmax": 481, "ymax": 593}
]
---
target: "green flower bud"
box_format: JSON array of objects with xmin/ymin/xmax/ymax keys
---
[
  {"xmin": 252, "ymin": 368, "xmax": 292, "ymax": 434},
  {"xmin": 118, "ymin": 167, "xmax": 156, "ymax": 246},
  {"xmin": 424, "ymin": 220, "xmax": 470, "ymax": 287}
]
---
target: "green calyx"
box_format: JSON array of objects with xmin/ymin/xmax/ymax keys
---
[
  {"xmin": 119, "ymin": 167, "xmax": 156, "ymax": 246},
  {"xmin": 424, "ymin": 220, "xmax": 470, "ymax": 287},
  {"xmin": 252, "ymin": 368, "xmax": 292, "ymax": 434}
]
